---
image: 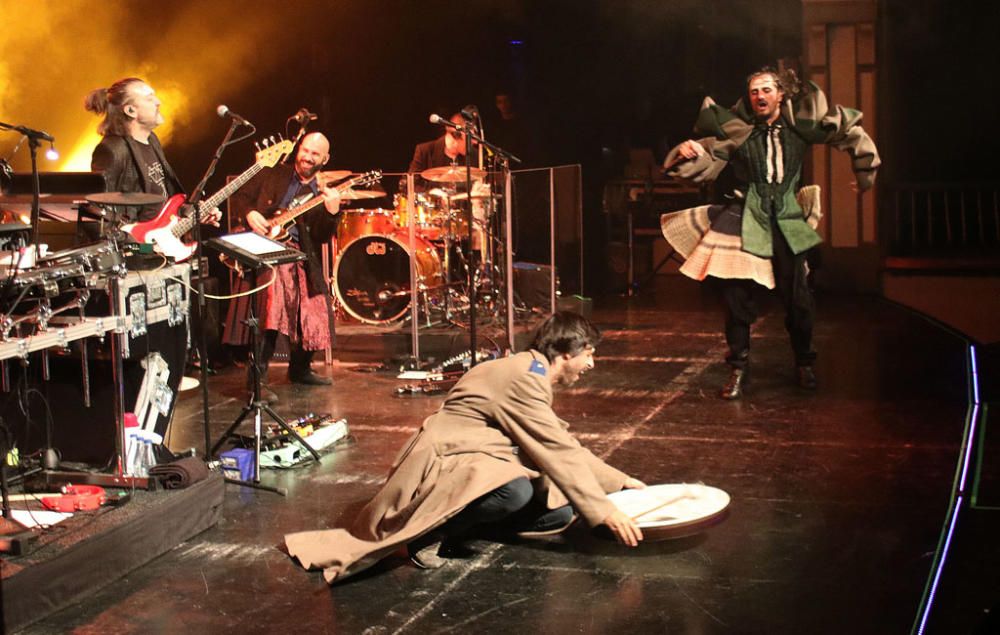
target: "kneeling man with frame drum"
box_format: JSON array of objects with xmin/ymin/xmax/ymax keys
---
[{"xmin": 285, "ymin": 311, "xmax": 645, "ymax": 582}]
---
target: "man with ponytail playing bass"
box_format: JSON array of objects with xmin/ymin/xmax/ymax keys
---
[{"xmin": 85, "ymin": 77, "xmax": 222, "ymax": 229}]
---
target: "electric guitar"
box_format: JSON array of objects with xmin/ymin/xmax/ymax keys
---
[
  {"xmin": 122, "ymin": 139, "xmax": 294, "ymax": 262},
  {"xmin": 259, "ymin": 170, "xmax": 383, "ymax": 242}
]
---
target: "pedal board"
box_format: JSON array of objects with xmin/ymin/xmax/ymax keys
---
[{"xmin": 259, "ymin": 414, "xmax": 349, "ymax": 468}]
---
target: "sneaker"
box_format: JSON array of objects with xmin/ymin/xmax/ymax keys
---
[{"xmin": 516, "ymin": 514, "xmax": 578, "ymax": 538}]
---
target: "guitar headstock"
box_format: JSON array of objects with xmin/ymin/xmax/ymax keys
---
[
  {"xmin": 254, "ymin": 136, "xmax": 295, "ymax": 168},
  {"xmin": 354, "ymin": 170, "xmax": 383, "ymax": 188}
]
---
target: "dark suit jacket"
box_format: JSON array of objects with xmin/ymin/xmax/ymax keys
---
[
  {"xmin": 230, "ymin": 164, "xmax": 338, "ymax": 297},
  {"xmin": 91, "ymin": 133, "xmax": 184, "ymax": 222},
  {"xmin": 407, "ymin": 136, "xmax": 465, "ymax": 191}
]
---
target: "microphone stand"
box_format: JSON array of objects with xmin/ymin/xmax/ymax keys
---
[
  {"xmin": 186, "ymin": 118, "xmax": 251, "ymax": 458},
  {"xmin": 460, "ymin": 122, "xmax": 520, "ymax": 368},
  {"xmin": 432, "ymin": 116, "xmax": 520, "ymax": 365},
  {"xmin": 0, "ymin": 121, "xmax": 50, "ymax": 254}
]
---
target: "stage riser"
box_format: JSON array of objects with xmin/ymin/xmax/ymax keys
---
[{"xmin": 1, "ymin": 472, "xmax": 224, "ymax": 633}]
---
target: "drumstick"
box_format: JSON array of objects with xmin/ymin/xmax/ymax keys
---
[{"xmin": 629, "ymin": 491, "xmax": 691, "ymax": 522}]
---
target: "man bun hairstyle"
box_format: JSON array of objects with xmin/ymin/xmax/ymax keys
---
[
  {"xmin": 529, "ymin": 311, "xmax": 601, "ymax": 363},
  {"xmin": 84, "ymin": 77, "xmax": 145, "ymax": 137}
]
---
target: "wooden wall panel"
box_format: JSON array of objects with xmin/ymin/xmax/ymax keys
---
[
  {"xmin": 810, "ymin": 71, "xmax": 829, "ymax": 240},
  {"xmin": 828, "ymin": 24, "xmax": 859, "ymax": 248},
  {"xmin": 859, "ymin": 70, "xmax": 877, "ymax": 243}
]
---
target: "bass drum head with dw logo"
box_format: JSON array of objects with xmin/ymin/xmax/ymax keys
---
[{"xmin": 334, "ymin": 233, "xmax": 442, "ymax": 324}]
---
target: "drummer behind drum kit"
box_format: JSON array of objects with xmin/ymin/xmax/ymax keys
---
[{"xmin": 331, "ymin": 164, "xmax": 504, "ymax": 326}]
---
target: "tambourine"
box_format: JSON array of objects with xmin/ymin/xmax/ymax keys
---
[
  {"xmin": 607, "ymin": 483, "xmax": 730, "ymax": 541},
  {"xmin": 41, "ymin": 484, "xmax": 107, "ymax": 512}
]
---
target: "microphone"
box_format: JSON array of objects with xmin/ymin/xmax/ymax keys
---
[
  {"xmin": 293, "ymin": 108, "xmax": 318, "ymax": 124},
  {"xmin": 216, "ymin": 105, "xmax": 252, "ymax": 127},
  {"xmin": 429, "ymin": 114, "xmax": 462, "ymax": 130},
  {"xmin": 10, "ymin": 124, "xmax": 54, "ymax": 143},
  {"xmin": 460, "ymin": 105, "xmax": 479, "ymax": 122}
]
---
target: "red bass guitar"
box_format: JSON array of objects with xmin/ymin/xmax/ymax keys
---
[{"xmin": 122, "ymin": 139, "xmax": 293, "ymax": 261}]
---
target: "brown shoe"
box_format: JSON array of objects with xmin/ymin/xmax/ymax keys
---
[
  {"xmin": 720, "ymin": 368, "xmax": 747, "ymax": 400},
  {"xmin": 407, "ymin": 540, "xmax": 447, "ymax": 569}
]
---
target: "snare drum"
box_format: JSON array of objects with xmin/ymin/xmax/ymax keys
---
[
  {"xmin": 333, "ymin": 232, "xmax": 442, "ymax": 324},
  {"xmin": 337, "ymin": 209, "xmax": 395, "ymax": 246}
]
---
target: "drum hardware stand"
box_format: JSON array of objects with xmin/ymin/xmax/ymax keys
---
[{"xmin": 206, "ymin": 237, "xmax": 320, "ymax": 494}]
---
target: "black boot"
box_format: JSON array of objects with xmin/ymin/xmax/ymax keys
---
[
  {"xmin": 246, "ymin": 361, "xmax": 278, "ymax": 404},
  {"xmin": 248, "ymin": 331, "xmax": 278, "ymax": 403},
  {"xmin": 797, "ymin": 365, "xmax": 818, "ymax": 390},
  {"xmin": 288, "ymin": 349, "xmax": 331, "ymax": 386},
  {"xmin": 720, "ymin": 367, "xmax": 748, "ymax": 400}
]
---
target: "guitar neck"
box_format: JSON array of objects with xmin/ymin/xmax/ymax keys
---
[
  {"xmin": 205, "ymin": 162, "xmax": 265, "ymax": 210},
  {"xmin": 171, "ymin": 162, "xmax": 266, "ymax": 237},
  {"xmin": 270, "ymin": 195, "xmax": 325, "ymax": 229},
  {"xmin": 270, "ymin": 176, "xmax": 368, "ymax": 228}
]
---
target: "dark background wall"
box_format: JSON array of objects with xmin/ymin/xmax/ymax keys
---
[{"xmin": 2, "ymin": 0, "xmax": 996, "ymax": 293}]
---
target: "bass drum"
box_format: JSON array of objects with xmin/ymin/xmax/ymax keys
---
[
  {"xmin": 333, "ymin": 233, "xmax": 442, "ymax": 324},
  {"xmin": 337, "ymin": 208, "xmax": 395, "ymax": 246}
]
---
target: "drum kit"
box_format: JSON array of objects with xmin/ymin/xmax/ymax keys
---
[{"xmin": 331, "ymin": 164, "xmax": 504, "ymax": 327}]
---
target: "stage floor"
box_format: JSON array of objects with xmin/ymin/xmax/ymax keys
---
[{"xmin": 16, "ymin": 277, "xmax": 998, "ymax": 634}]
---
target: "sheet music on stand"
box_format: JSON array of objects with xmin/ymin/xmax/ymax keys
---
[{"xmin": 206, "ymin": 232, "xmax": 306, "ymax": 270}]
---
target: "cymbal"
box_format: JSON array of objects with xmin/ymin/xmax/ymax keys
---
[
  {"xmin": 420, "ymin": 166, "xmax": 487, "ymax": 183},
  {"xmin": 86, "ymin": 192, "xmax": 165, "ymax": 206},
  {"xmin": 317, "ymin": 170, "xmax": 353, "ymax": 184},
  {"xmin": 339, "ymin": 189, "xmax": 386, "ymax": 200}
]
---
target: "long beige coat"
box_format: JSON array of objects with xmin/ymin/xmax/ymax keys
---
[{"xmin": 284, "ymin": 351, "xmax": 628, "ymax": 583}]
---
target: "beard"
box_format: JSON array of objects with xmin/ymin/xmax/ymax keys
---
[{"xmin": 297, "ymin": 160, "xmax": 320, "ymax": 179}]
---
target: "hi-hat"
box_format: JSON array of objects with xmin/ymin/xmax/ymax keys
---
[
  {"xmin": 420, "ymin": 166, "xmax": 486, "ymax": 182},
  {"xmin": 86, "ymin": 192, "xmax": 165, "ymax": 206},
  {"xmin": 338, "ymin": 189, "xmax": 386, "ymax": 200}
]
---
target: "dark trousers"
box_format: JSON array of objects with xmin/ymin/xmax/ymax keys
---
[
  {"xmin": 437, "ymin": 477, "xmax": 574, "ymax": 539},
  {"xmin": 719, "ymin": 226, "xmax": 816, "ymax": 370},
  {"xmin": 253, "ymin": 330, "xmax": 316, "ymax": 384}
]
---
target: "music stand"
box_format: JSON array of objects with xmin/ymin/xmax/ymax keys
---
[{"xmin": 205, "ymin": 232, "xmax": 321, "ymax": 494}]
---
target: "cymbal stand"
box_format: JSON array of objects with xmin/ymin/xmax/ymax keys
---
[{"xmin": 442, "ymin": 181, "xmax": 455, "ymax": 323}]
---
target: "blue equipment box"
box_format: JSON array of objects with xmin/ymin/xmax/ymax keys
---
[{"xmin": 219, "ymin": 448, "xmax": 255, "ymax": 481}]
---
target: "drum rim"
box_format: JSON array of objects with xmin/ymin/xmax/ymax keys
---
[
  {"xmin": 606, "ymin": 483, "xmax": 731, "ymax": 529},
  {"xmin": 333, "ymin": 232, "xmax": 440, "ymax": 326}
]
